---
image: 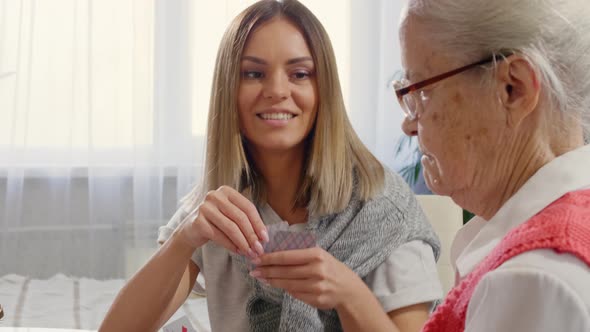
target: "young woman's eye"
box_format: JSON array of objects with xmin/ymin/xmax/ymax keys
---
[
  {"xmin": 242, "ymin": 70, "xmax": 264, "ymax": 79},
  {"xmin": 291, "ymin": 71, "xmax": 312, "ymax": 80}
]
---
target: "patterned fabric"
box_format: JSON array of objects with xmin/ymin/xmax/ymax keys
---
[
  {"xmin": 263, "ymin": 222, "xmax": 317, "ymax": 253},
  {"xmin": 268, "ymin": 231, "xmax": 316, "ymax": 251},
  {"xmin": 422, "ymin": 189, "xmax": 590, "ymax": 332},
  {"xmin": 240, "ymin": 170, "xmax": 441, "ymax": 332}
]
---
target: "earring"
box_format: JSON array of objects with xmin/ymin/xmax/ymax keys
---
[{"xmin": 497, "ymin": 93, "xmax": 505, "ymax": 107}]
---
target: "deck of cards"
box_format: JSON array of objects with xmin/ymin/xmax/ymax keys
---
[
  {"xmin": 242, "ymin": 221, "xmax": 316, "ymax": 271},
  {"xmin": 262, "ymin": 221, "xmax": 317, "ymax": 252}
]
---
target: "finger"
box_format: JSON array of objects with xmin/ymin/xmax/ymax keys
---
[
  {"xmin": 289, "ymin": 291, "xmax": 327, "ymax": 309},
  {"xmin": 264, "ymin": 277, "xmax": 315, "ymax": 294},
  {"xmin": 200, "ymin": 202, "xmax": 252, "ymax": 255},
  {"xmin": 224, "ymin": 187, "xmax": 268, "ymax": 243},
  {"xmin": 201, "ymin": 216, "xmax": 238, "ymax": 254},
  {"xmin": 257, "ymin": 247, "xmax": 321, "ymax": 266},
  {"xmin": 251, "ymin": 264, "xmax": 315, "ymax": 280},
  {"xmin": 216, "ymin": 197, "xmax": 263, "ymax": 255}
]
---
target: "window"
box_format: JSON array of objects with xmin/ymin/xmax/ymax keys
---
[
  {"xmin": 0, "ymin": 0, "xmax": 350, "ymax": 159},
  {"xmin": 0, "ymin": 0, "xmax": 154, "ymax": 150}
]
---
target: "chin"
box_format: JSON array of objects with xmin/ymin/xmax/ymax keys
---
[
  {"xmin": 254, "ymin": 135, "xmax": 306, "ymax": 151},
  {"xmin": 250, "ymin": 141, "xmax": 297, "ymax": 153}
]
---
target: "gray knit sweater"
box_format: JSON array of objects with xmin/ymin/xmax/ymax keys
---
[{"xmin": 239, "ymin": 169, "xmax": 440, "ymax": 331}]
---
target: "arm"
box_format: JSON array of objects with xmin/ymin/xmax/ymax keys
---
[
  {"xmin": 253, "ymin": 238, "xmax": 439, "ymax": 332},
  {"xmin": 253, "ymin": 248, "xmax": 430, "ymax": 332},
  {"xmin": 388, "ymin": 303, "xmax": 430, "ymax": 332},
  {"xmin": 335, "ymin": 278, "xmax": 400, "ymax": 332},
  {"xmin": 335, "ymin": 279, "xmax": 429, "ymax": 332},
  {"xmin": 365, "ymin": 240, "xmax": 440, "ymax": 332},
  {"xmin": 255, "ymin": 249, "xmax": 430, "ymax": 331},
  {"xmin": 100, "ymin": 186, "xmax": 268, "ymax": 331},
  {"xmin": 99, "ymin": 232, "xmax": 199, "ymax": 332}
]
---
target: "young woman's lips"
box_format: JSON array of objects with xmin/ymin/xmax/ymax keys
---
[{"xmin": 256, "ymin": 112, "xmax": 297, "ymax": 127}]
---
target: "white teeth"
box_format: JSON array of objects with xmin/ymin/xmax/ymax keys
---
[{"xmin": 259, "ymin": 113, "xmax": 294, "ymax": 120}]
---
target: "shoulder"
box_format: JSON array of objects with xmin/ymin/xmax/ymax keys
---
[
  {"xmin": 360, "ymin": 168, "xmax": 431, "ymax": 232},
  {"xmin": 467, "ymin": 250, "xmax": 590, "ymax": 331},
  {"xmin": 351, "ymin": 168, "xmax": 440, "ymax": 254},
  {"xmin": 537, "ymin": 189, "xmax": 590, "ymax": 219},
  {"xmin": 500, "ymin": 249, "xmax": 590, "ymax": 301},
  {"xmin": 365, "ymin": 240, "xmax": 443, "ymax": 312},
  {"xmin": 381, "ymin": 167, "xmax": 413, "ymax": 196},
  {"xmin": 360, "ymin": 168, "xmax": 417, "ymax": 215}
]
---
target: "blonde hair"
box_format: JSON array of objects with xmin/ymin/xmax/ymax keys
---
[{"xmin": 186, "ymin": 0, "xmax": 384, "ymax": 216}]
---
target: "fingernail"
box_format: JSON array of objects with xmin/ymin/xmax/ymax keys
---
[
  {"xmin": 251, "ymin": 257, "xmax": 261, "ymax": 265},
  {"xmin": 258, "ymin": 278, "xmax": 269, "ymax": 285},
  {"xmin": 249, "ymin": 270, "xmax": 261, "ymax": 278},
  {"xmin": 247, "ymin": 248, "xmax": 258, "ymax": 259},
  {"xmin": 261, "ymin": 230, "xmax": 269, "ymax": 243},
  {"xmin": 254, "ymin": 241, "xmax": 264, "ymax": 255}
]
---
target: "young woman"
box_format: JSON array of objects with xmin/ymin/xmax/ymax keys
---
[{"xmin": 100, "ymin": 1, "xmax": 441, "ymax": 331}]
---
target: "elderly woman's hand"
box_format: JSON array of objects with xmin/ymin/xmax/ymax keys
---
[{"xmin": 249, "ymin": 247, "xmax": 365, "ymax": 310}]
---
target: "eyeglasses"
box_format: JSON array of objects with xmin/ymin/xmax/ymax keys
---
[{"xmin": 393, "ymin": 54, "xmax": 508, "ymax": 120}]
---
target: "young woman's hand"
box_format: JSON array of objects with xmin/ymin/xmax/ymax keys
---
[
  {"xmin": 179, "ymin": 186, "xmax": 269, "ymax": 258},
  {"xmin": 249, "ymin": 247, "xmax": 363, "ymax": 310}
]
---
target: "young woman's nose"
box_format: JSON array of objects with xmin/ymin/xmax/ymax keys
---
[{"xmin": 262, "ymin": 72, "xmax": 289, "ymax": 100}]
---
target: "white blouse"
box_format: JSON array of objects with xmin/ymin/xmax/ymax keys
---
[{"xmin": 451, "ymin": 145, "xmax": 590, "ymax": 332}]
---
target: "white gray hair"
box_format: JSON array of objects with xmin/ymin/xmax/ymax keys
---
[{"xmin": 406, "ymin": 0, "xmax": 590, "ymax": 142}]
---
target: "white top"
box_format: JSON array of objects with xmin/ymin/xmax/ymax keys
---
[
  {"xmin": 450, "ymin": 144, "xmax": 590, "ymax": 332},
  {"xmin": 159, "ymin": 204, "xmax": 442, "ymax": 332}
]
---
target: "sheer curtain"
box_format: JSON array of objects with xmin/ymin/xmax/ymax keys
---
[
  {"xmin": 349, "ymin": 0, "xmax": 407, "ymax": 168},
  {"xmin": 0, "ymin": 0, "xmax": 406, "ymax": 279},
  {"xmin": 0, "ymin": 0, "xmax": 202, "ymax": 279}
]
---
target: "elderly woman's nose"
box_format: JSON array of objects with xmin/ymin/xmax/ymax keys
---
[{"xmin": 402, "ymin": 116, "xmax": 418, "ymax": 137}]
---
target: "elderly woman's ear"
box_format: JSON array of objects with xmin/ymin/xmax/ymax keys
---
[{"xmin": 496, "ymin": 55, "xmax": 542, "ymax": 128}]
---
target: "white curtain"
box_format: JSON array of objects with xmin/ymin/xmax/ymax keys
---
[
  {"xmin": 0, "ymin": 0, "xmax": 407, "ymax": 279},
  {"xmin": 0, "ymin": 0, "xmax": 202, "ymax": 279},
  {"xmin": 348, "ymin": 0, "xmax": 407, "ymax": 167}
]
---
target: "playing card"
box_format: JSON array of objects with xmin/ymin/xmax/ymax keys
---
[
  {"xmin": 162, "ymin": 315, "xmax": 198, "ymax": 332},
  {"xmin": 262, "ymin": 221, "xmax": 316, "ymax": 252},
  {"xmin": 265, "ymin": 230, "xmax": 316, "ymax": 252},
  {"xmin": 242, "ymin": 222, "xmax": 317, "ymax": 271}
]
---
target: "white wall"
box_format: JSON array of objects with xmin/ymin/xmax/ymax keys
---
[{"xmin": 349, "ymin": 0, "xmax": 407, "ymax": 170}]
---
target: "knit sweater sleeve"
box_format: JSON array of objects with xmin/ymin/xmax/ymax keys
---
[{"xmin": 379, "ymin": 168, "xmax": 441, "ymax": 260}]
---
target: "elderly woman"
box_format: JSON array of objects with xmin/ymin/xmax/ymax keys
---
[{"xmin": 394, "ymin": 0, "xmax": 590, "ymax": 331}]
